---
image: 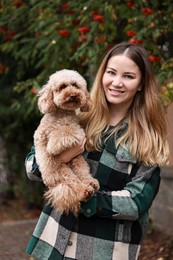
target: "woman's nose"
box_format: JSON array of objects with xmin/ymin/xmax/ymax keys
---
[{"xmin": 112, "ymin": 77, "xmax": 123, "ymax": 87}]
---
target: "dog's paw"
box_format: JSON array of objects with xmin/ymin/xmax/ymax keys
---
[
  {"xmin": 82, "ymin": 179, "xmax": 100, "ymax": 202},
  {"xmin": 82, "ymin": 185, "xmax": 95, "ymax": 202},
  {"xmin": 89, "ymin": 179, "xmax": 100, "ymax": 192}
]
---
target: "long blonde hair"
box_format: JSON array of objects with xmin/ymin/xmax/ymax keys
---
[{"xmin": 79, "ymin": 42, "xmax": 170, "ymax": 166}]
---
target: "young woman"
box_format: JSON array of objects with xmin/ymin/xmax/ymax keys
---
[{"xmin": 25, "ymin": 42, "xmax": 169, "ymax": 260}]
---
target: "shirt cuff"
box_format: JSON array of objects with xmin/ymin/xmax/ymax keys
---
[{"xmin": 80, "ymin": 195, "xmax": 97, "ymax": 217}]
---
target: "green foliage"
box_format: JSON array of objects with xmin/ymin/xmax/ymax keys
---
[
  {"xmin": 0, "ymin": 0, "xmax": 173, "ymax": 204},
  {"xmin": 0, "ymin": 1, "xmax": 173, "ymax": 100}
]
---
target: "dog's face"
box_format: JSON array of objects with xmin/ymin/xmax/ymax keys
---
[
  {"xmin": 51, "ymin": 70, "xmax": 88, "ymax": 111},
  {"xmin": 37, "ymin": 69, "xmax": 92, "ymax": 114}
]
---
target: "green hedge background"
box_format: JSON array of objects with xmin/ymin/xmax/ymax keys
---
[{"xmin": 0, "ymin": 0, "xmax": 173, "ymax": 206}]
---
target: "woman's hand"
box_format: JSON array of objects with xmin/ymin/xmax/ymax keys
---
[{"xmin": 59, "ymin": 136, "xmax": 86, "ymax": 163}]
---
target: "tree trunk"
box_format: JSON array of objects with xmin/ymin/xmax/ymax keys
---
[{"xmin": 0, "ymin": 136, "xmax": 14, "ymax": 199}]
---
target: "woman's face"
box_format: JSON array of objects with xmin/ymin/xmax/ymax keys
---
[{"xmin": 102, "ymin": 54, "xmax": 142, "ymax": 111}]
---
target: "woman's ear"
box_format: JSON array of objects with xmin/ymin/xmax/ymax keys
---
[
  {"xmin": 80, "ymin": 91, "xmax": 92, "ymax": 112},
  {"xmin": 37, "ymin": 85, "xmax": 56, "ymax": 114}
]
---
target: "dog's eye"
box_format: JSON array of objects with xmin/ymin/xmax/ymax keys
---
[
  {"xmin": 72, "ymin": 83, "xmax": 79, "ymax": 88},
  {"xmin": 59, "ymin": 84, "xmax": 67, "ymax": 90}
]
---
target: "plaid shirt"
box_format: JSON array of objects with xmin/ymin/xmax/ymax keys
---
[{"xmin": 25, "ymin": 123, "xmax": 160, "ymax": 260}]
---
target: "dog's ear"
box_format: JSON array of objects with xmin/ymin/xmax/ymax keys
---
[
  {"xmin": 37, "ymin": 85, "xmax": 56, "ymax": 114},
  {"xmin": 80, "ymin": 91, "xmax": 92, "ymax": 112}
]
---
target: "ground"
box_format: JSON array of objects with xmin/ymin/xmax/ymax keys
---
[
  {"xmin": 0, "ymin": 196, "xmax": 41, "ymax": 222},
  {"xmin": 1, "ymin": 197, "xmax": 173, "ymax": 260}
]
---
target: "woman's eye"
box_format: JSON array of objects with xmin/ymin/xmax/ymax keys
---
[
  {"xmin": 107, "ymin": 70, "xmax": 115, "ymax": 75},
  {"xmin": 124, "ymin": 75, "xmax": 133, "ymax": 79}
]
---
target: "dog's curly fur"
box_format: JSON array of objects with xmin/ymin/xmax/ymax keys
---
[{"xmin": 34, "ymin": 69, "xmax": 100, "ymax": 216}]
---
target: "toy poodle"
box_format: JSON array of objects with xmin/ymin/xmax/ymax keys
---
[{"xmin": 34, "ymin": 69, "xmax": 100, "ymax": 216}]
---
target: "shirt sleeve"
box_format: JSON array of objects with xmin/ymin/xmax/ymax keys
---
[
  {"xmin": 25, "ymin": 146, "xmax": 42, "ymax": 181},
  {"xmin": 81, "ymin": 165, "xmax": 160, "ymax": 220}
]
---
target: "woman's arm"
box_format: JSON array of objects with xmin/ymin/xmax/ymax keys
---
[
  {"xmin": 25, "ymin": 146, "xmax": 42, "ymax": 181},
  {"xmin": 81, "ymin": 165, "xmax": 160, "ymax": 220},
  {"xmin": 59, "ymin": 137, "xmax": 86, "ymax": 162}
]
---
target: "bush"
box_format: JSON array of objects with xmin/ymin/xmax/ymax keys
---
[{"xmin": 0, "ymin": 0, "xmax": 173, "ymax": 205}]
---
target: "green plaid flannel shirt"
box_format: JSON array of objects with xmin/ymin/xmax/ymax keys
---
[{"xmin": 25, "ymin": 123, "xmax": 160, "ymax": 260}]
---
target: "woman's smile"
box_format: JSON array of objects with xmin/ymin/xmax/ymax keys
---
[{"xmin": 108, "ymin": 87, "xmax": 125, "ymax": 95}]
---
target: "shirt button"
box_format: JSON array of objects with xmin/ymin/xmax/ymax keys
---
[
  {"xmin": 68, "ymin": 241, "xmax": 73, "ymax": 246},
  {"xmin": 86, "ymin": 208, "xmax": 92, "ymax": 214}
]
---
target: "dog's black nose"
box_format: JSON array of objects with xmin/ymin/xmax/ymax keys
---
[{"xmin": 70, "ymin": 94, "xmax": 77, "ymax": 101}]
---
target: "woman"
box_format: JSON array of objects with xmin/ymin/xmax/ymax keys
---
[{"xmin": 25, "ymin": 42, "xmax": 169, "ymax": 260}]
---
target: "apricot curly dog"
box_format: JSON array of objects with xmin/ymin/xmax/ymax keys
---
[{"xmin": 34, "ymin": 69, "xmax": 100, "ymax": 216}]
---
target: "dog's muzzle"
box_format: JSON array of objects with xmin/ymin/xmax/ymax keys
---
[{"xmin": 69, "ymin": 94, "xmax": 78, "ymax": 102}]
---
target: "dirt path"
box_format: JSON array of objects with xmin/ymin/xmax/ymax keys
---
[{"xmin": 0, "ymin": 219, "xmax": 36, "ymax": 260}]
